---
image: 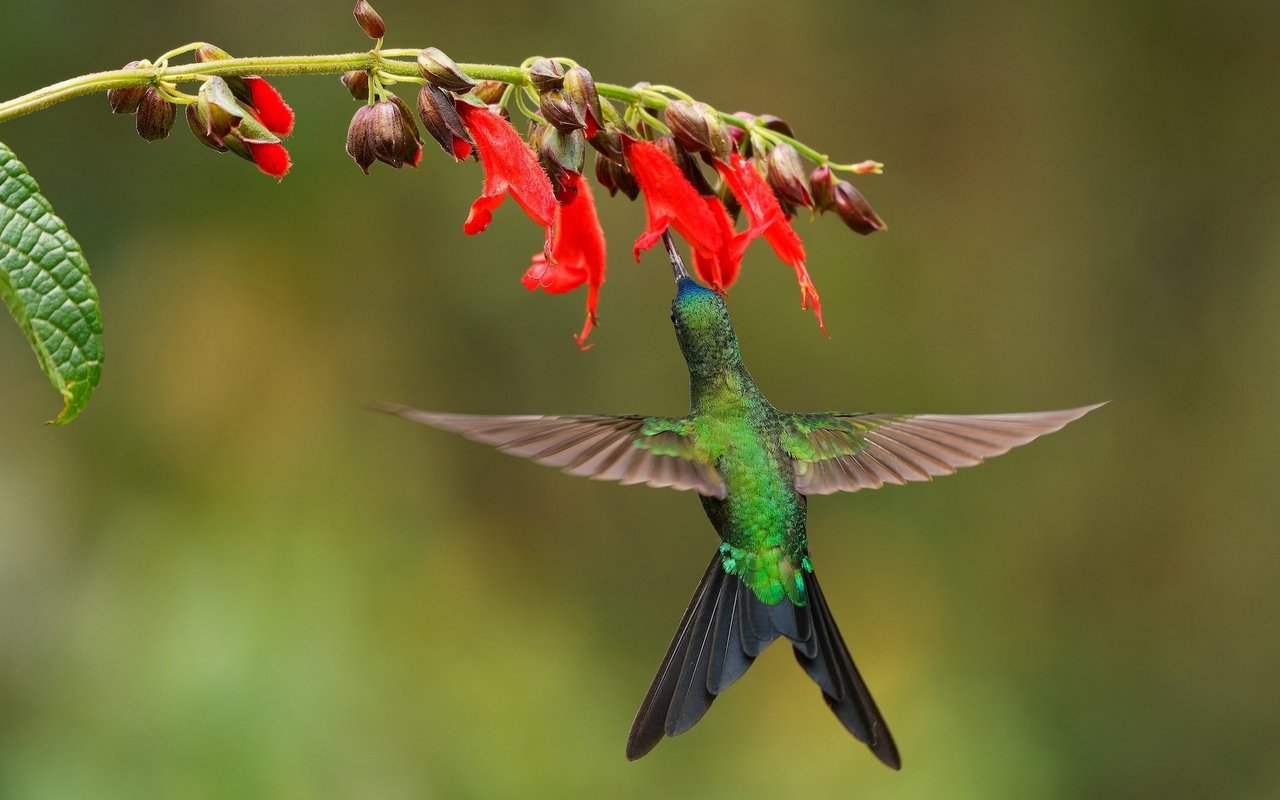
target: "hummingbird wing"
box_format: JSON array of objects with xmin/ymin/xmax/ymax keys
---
[
  {"xmin": 783, "ymin": 403, "xmax": 1103, "ymax": 495},
  {"xmin": 374, "ymin": 404, "xmax": 726, "ymax": 498}
]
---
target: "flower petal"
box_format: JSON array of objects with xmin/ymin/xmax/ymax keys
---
[
  {"xmin": 457, "ymin": 102, "xmax": 556, "ymax": 249},
  {"xmin": 625, "ymin": 138, "xmax": 738, "ymax": 290},
  {"xmin": 246, "ymin": 140, "xmax": 291, "ymax": 179},
  {"xmin": 716, "ymin": 153, "xmax": 826, "ymax": 333},
  {"xmin": 243, "ymin": 77, "xmax": 294, "ymax": 137},
  {"xmin": 523, "ymin": 175, "xmax": 607, "ymax": 348}
]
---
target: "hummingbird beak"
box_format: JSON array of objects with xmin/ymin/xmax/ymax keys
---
[{"xmin": 662, "ymin": 231, "xmax": 691, "ymax": 282}]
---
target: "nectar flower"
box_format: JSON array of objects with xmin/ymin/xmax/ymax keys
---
[
  {"xmin": 716, "ymin": 153, "xmax": 825, "ymax": 333},
  {"xmin": 522, "ymin": 174, "xmax": 607, "ymax": 348},
  {"xmin": 625, "ymin": 138, "xmax": 738, "ymax": 290},
  {"xmin": 456, "ymin": 101, "xmax": 556, "ymax": 251}
]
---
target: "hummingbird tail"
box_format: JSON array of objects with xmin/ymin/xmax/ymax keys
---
[{"xmin": 625, "ymin": 553, "xmax": 900, "ymax": 769}]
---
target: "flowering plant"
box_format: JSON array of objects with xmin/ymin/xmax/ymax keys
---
[{"xmin": 0, "ymin": 1, "xmax": 884, "ymax": 423}]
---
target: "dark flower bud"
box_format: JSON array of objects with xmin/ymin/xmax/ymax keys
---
[
  {"xmin": 663, "ymin": 100, "xmax": 731, "ymax": 161},
  {"xmin": 194, "ymin": 44, "xmax": 232, "ymax": 63},
  {"xmin": 539, "ymin": 88, "xmax": 586, "ymax": 133},
  {"xmin": 655, "ymin": 135, "xmax": 715, "ymax": 196},
  {"xmin": 417, "ymin": 84, "xmax": 473, "ymax": 160},
  {"xmin": 562, "ymin": 66, "xmax": 602, "ymax": 135},
  {"xmin": 757, "ymin": 114, "xmax": 794, "ymax": 137},
  {"xmin": 766, "ymin": 143, "xmax": 812, "ymax": 208},
  {"xmin": 527, "ymin": 58, "xmax": 564, "ymax": 93},
  {"xmin": 471, "ymin": 80, "xmax": 506, "ymax": 105},
  {"xmin": 353, "ymin": 1, "xmax": 386, "ymax": 39},
  {"xmin": 832, "ymin": 181, "xmax": 886, "ymax": 234},
  {"xmin": 135, "ymin": 86, "xmax": 176, "ymax": 141},
  {"xmin": 185, "ymin": 104, "xmax": 227, "ymax": 152},
  {"xmin": 107, "ymin": 61, "xmax": 147, "ymax": 114},
  {"xmin": 809, "ymin": 164, "xmax": 835, "ymax": 211},
  {"xmin": 588, "ymin": 126, "xmax": 625, "ymax": 163},
  {"xmin": 595, "ymin": 152, "xmax": 638, "ymax": 200},
  {"xmin": 346, "ymin": 105, "xmax": 377, "ymax": 172},
  {"xmin": 341, "ymin": 70, "xmax": 370, "ymax": 100},
  {"xmin": 418, "ymin": 47, "xmax": 476, "ymax": 93},
  {"xmin": 538, "ymin": 126, "xmax": 586, "ymax": 202}
]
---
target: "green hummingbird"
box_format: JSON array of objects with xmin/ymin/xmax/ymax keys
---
[{"xmin": 378, "ymin": 232, "xmax": 1100, "ymax": 768}]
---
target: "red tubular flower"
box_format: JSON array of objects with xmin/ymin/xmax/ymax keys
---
[
  {"xmin": 242, "ymin": 77, "xmax": 294, "ymax": 136},
  {"xmin": 625, "ymin": 138, "xmax": 737, "ymax": 290},
  {"xmin": 522, "ymin": 174, "xmax": 607, "ymax": 349},
  {"xmin": 716, "ymin": 152, "xmax": 826, "ymax": 334},
  {"xmin": 456, "ymin": 102, "xmax": 557, "ymax": 252},
  {"xmin": 245, "ymin": 140, "xmax": 291, "ymax": 179}
]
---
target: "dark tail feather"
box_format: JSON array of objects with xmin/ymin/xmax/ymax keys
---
[
  {"xmin": 627, "ymin": 554, "xmax": 900, "ymax": 769},
  {"xmin": 794, "ymin": 570, "xmax": 901, "ymax": 769}
]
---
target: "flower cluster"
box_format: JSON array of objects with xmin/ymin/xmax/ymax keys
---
[{"xmin": 102, "ymin": 1, "xmax": 884, "ymax": 346}]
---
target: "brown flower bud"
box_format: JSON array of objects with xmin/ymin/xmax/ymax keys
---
[
  {"xmin": 664, "ymin": 100, "xmax": 731, "ymax": 161},
  {"xmin": 135, "ymin": 86, "xmax": 176, "ymax": 141},
  {"xmin": 417, "ymin": 47, "xmax": 476, "ymax": 93},
  {"xmin": 588, "ymin": 126, "xmax": 625, "ymax": 163},
  {"xmin": 538, "ymin": 126, "xmax": 586, "ymax": 202},
  {"xmin": 832, "ymin": 181, "xmax": 886, "ymax": 234},
  {"xmin": 185, "ymin": 104, "xmax": 227, "ymax": 152},
  {"xmin": 417, "ymin": 84, "xmax": 473, "ymax": 160},
  {"xmin": 766, "ymin": 143, "xmax": 812, "ymax": 208},
  {"xmin": 809, "ymin": 164, "xmax": 835, "ymax": 211},
  {"xmin": 341, "ymin": 70, "xmax": 370, "ymax": 100},
  {"xmin": 107, "ymin": 61, "xmax": 146, "ymax": 114},
  {"xmin": 470, "ymin": 80, "xmax": 505, "ymax": 105},
  {"xmin": 562, "ymin": 66, "xmax": 602, "ymax": 134},
  {"xmin": 346, "ymin": 97, "xmax": 423, "ymax": 172},
  {"xmin": 527, "ymin": 58, "xmax": 564, "ymax": 93},
  {"xmin": 539, "ymin": 88, "xmax": 585, "ymax": 133},
  {"xmin": 655, "ymin": 135, "xmax": 715, "ymax": 196},
  {"xmin": 595, "ymin": 152, "xmax": 638, "ymax": 200},
  {"xmin": 757, "ymin": 114, "xmax": 794, "ymax": 137},
  {"xmin": 353, "ymin": 1, "xmax": 386, "ymax": 39}
]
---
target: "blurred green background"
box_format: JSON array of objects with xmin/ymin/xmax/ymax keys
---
[{"xmin": 2, "ymin": 1, "xmax": 1277, "ymax": 797}]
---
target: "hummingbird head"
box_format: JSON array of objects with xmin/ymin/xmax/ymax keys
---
[{"xmin": 663, "ymin": 234, "xmax": 743, "ymax": 376}]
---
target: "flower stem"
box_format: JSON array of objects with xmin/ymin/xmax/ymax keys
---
[{"xmin": 0, "ymin": 48, "xmax": 880, "ymax": 173}]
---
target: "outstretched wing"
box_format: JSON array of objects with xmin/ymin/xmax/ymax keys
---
[
  {"xmin": 374, "ymin": 404, "xmax": 726, "ymax": 498},
  {"xmin": 783, "ymin": 404, "xmax": 1103, "ymax": 495}
]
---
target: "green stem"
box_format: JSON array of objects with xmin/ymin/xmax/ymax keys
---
[{"xmin": 0, "ymin": 48, "xmax": 878, "ymax": 173}]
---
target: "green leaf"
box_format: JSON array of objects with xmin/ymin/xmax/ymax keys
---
[{"xmin": 0, "ymin": 139, "xmax": 103, "ymax": 424}]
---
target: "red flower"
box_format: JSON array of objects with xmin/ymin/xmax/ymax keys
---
[
  {"xmin": 522, "ymin": 175, "xmax": 607, "ymax": 349},
  {"xmin": 625, "ymin": 138, "xmax": 738, "ymax": 290},
  {"xmin": 242, "ymin": 77, "xmax": 294, "ymax": 137},
  {"xmin": 456, "ymin": 102, "xmax": 557, "ymax": 252},
  {"xmin": 716, "ymin": 153, "xmax": 826, "ymax": 334},
  {"xmin": 245, "ymin": 140, "xmax": 291, "ymax": 179}
]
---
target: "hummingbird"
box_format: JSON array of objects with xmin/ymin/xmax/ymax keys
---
[{"xmin": 377, "ymin": 232, "xmax": 1100, "ymax": 768}]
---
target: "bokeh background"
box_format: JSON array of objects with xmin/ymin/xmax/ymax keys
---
[{"xmin": 2, "ymin": 1, "xmax": 1277, "ymax": 797}]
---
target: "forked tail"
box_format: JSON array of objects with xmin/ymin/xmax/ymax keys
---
[{"xmin": 626, "ymin": 552, "xmax": 901, "ymax": 769}]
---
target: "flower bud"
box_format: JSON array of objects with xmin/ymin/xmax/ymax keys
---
[
  {"xmin": 766, "ymin": 143, "xmax": 812, "ymax": 208},
  {"xmin": 107, "ymin": 61, "xmax": 146, "ymax": 114},
  {"xmin": 538, "ymin": 127, "xmax": 586, "ymax": 202},
  {"xmin": 562, "ymin": 66, "xmax": 602, "ymax": 136},
  {"xmin": 193, "ymin": 77, "xmax": 245, "ymax": 148},
  {"xmin": 346, "ymin": 105, "xmax": 377, "ymax": 173},
  {"xmin": 527, "ymin": 58, "xmax": 564, "ymax": 93},
  {"xmin": 417, "ymin": 84, "xmax": 473, "ymax": 160},
  {"xmin": 539, "ymin": 88, "xmax": 586, "ymax": 133},
  {"xmin": 809, "ymin": 164, "xmax": 835, "ymax": 211},
  {"xmin": 135, "ymin": 86, "xmax": 176, "ymax": 141},
  {"xmin": 471, "ymin": 80, "xmax": 505, "ymax": 105},
  {"xmin": 347, "ymin": 97, "xmax": 424, "ymax": 172},
  {"xmin": 757, "ymin": 114, "xmax": 794, "ymax": 137},
  {"xmin": 595, "ymin": 152, "xmax": 638, "ymax": 200},
  {"xmin": 418, "ymin": 47, "xmax": 476, "ymax": 93},
  {"xmin": 185, "ymin": 104, "xmax": 227, "ymax": 152},
  {"xmin": 832, "ymin": 181, "xmax": 886, "ymax": 234},
  {"xmin": 655, "ymin": 135, "xmax": 714, "ymax": 196},
  {"xmin": 663, "ymin": 100, "xmax": 731, "ymax": 161},
  {"xmin": 353, "ymin": 1, "xmax": 386, "ymax": 39},
  {"xmin": 341, "ymin": 70, "xmax": 370, "ymax": 100},
  {"xmin": 588, "ymin": 126, "xmax": 625, "ymax": 162}
]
